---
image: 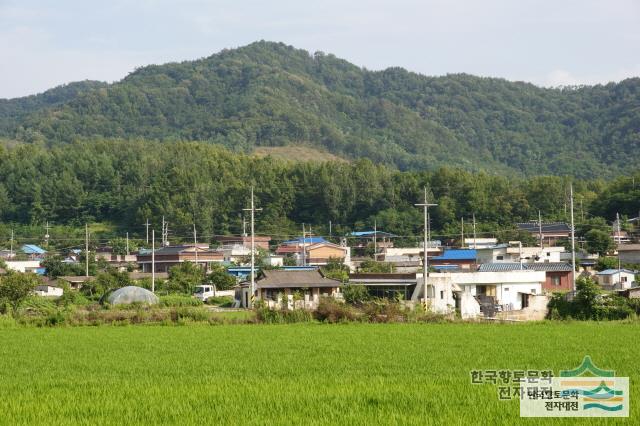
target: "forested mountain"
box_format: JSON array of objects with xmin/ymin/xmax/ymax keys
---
[
  {"xmin": 1, "ymin": 41, "xmax": 639, "ymax": 178},
  {"xmin": 0, "ymin": 139, "xmax": 636, "ymax": 241}
]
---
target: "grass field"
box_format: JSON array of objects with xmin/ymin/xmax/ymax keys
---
[{"xmin": 0, "ymin": 322, "xmax": 636, "ymax": 425}]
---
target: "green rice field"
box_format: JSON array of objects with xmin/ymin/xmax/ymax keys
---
[{"xmin": 0, "ymin": 322, "xmax": 637, "ymax": 425}]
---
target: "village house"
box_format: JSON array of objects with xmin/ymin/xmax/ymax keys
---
[
  {"xmin": 618, "ymin": 244, "xmax": 640, "ymax": 264},
  {"xmin": 475, "ymin": 242, "xmax": 565, "ymax": 264},
  {"xmin": 240, "ymin": 269, "xmax": 341, "ymax": 309},
  {"xmin": 349, "ymin": 231, "xmax": 395, "ymax": 257},
  {"xmin": 348, "ymin": 273, "xmax": 417, "ymax": 300},
  {"xmin": 276, "ymin": 238, "xmax": 350, "ymax": 266},
  {"xmin": 95, "ymin": 247, "xmax": 138, "ymax": 271},
  {"xmin": 5, "ymin": 260, "xmax": 43, "ymax": 274},
  {"xmin": 430, "ymin": 249, "xmax": 477, "ymax": 270},
  {"xmin": 57, "ymin": 275, "xmax": 94, "ymax": 290},
  {"xmin": 595, "ymin": 269, "xmax": 637, "ymax": 290},
  {"xmin": 21, "ymin": 244, "xmax": 47, "ymax": 260},
  {"xmin": 464, "ymin": 238, "xmax": 498, "ymax": 249},
  {"xmin": 478, "ymin": 262, "xmax": 574, "ymax": 293},
  {"xmin": 422, "ymin": 269, "xmax": 546, "ymax": 318},
  {"xmin": 34, "ymin": 278, "xmax": 64, "ymax": 297},
  {"xmin": 275, "ymin": 236, "xmax": 327, "ymax": 256},
  {"xmin": 215, "ymin": 235, "xmax": 271, "ymax": 251},
  {"xmin": 517, "ymin": 222, "xmax": 571, "ymax": 246},
  {"xmin": 137, "ymin": 245, "xmax": 224, "ymax": 273}
]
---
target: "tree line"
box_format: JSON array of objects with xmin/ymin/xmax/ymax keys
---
[{"xmin": 0, "ymin": 139, "xmax": 636, "ymax": 248}]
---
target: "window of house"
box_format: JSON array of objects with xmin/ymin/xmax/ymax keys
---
[
  {"xmin": 531, "ymin": 289, "xmax": 537, "ymax": 294},
  {"xmin": 552, "ymin": 276, "xmax": 560, "ymax": 286},
  {"xmin": 622, "ymin": 277, "xmax": 628, "ymax": 282},
  {"xmin": 504, "ymin": 287, "xmax": 509, "ymax": 291},
  {"xmin": 546, "ymin": 252, "xmax": 551, "ymax": 256},
  {"xmin": 440, "ymin": 291, "xmax": 444, "ymax": 300},
  {"xmin": 496, "ymin": 255, "xmax": 504, "ymax": 260}
]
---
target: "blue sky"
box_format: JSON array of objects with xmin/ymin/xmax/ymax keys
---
[{"xmin": 1, "ymin": 0, "xmax": 639, "ymax": 98}]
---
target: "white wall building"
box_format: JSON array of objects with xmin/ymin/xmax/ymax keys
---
[
  {"xmin": 464, "ymin": 238, "xmax": 498, "ymax": 249},
  {"xmin": 417, "ymin": 270, "xmax": 546, "ymax": 318},
  {"xmin": 34, "ymin": 284, "xmax": 64, "ymax": 297},
  {"xmin": 476, "ymin": 243, "xmax": 564, "ymax": 264},
  {"xmin": 5, "ymin": 260, "xmax": 42, "ymax": 273},
  {"xmin": 595, "ymin": 269, "xmax": 636, "ymax": 290}
]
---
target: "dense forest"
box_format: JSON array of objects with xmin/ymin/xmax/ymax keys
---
[
  {"xmin": 0, "ymin": 139, "xmax": 637, "ymax": 247},
  {"xmin": 1, "ymin": 41, "xmax": 639, "ymax": 178}
]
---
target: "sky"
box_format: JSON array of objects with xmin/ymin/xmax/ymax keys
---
[{"xmin": 1, "ymin": 0, "xmax": 639, "ymax": 98}]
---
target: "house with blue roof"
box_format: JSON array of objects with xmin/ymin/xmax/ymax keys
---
[
  {"xmin": 595, "ymin": 269, "xmax": 637, "ymax": 290},
  {"xmin": 21, "ymin": 244, "xmax": 47, "ymax": 259},
  {"xmin": 431, "ymin": 249, "xmax": 477, "ymax": 270}
]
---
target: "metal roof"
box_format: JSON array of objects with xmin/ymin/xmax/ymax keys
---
[
  {"xmin": 478, "ymin": 262, "xmax": 573, "ymax": 272},
  {"xmin": 432, "ymin": 249, "xmax": 477, "ymax": 261},
  {"xmin": 21, "ymin": 244, "xmax": 46, "ymax": 254},
  {"xmin": 478, "ymin": 263, "xmax": 524, "ymax": 272},
  {"xmin": 597, "ymin": 269, "xmax": 636, "ymax": 275}
]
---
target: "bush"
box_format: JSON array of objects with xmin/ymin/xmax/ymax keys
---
[
  {"xmin": 360, "ymin": 299, "xmax": 405, "ymax": 323},
  {"xmin": 256, "ymin": 307, "xmax": 314, "ymax": 324},
  {"xmin": 342, "ymin": 284, "xmax": 370, "ymax": 305},
  {"xmin": 205, "ymin": 296, "xmax": 233, "ymax": 307},
  {"xmin": 315, "ymin": 297, "xmax": 357, "ymax": 322},
  {"xmin": 159, "ymin": 295, "xmax": 203, "ymax": 307}
]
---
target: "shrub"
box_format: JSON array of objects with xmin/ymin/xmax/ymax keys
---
[
  {"xmin": 159, "ymin": 295, "xmax": 203, "ymax": 307},
  {"xmin": 256, "ymin": 307, "xmax": 314, "ymax": 324},
  {"xmin": 315, "ymin": 297, "xmax": 357, "ymax": 323},
  {"xmin": 342, "ymin": 284, "xmax": 370, "ymax": 305},
  {"xmin": 205, "ymin": 296, "xmax": 233, "ymax": 307}
]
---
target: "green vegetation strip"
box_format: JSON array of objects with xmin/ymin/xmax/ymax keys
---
[{"xmin": 0, "ymin": 322, "xmax": 637, "ymax": 425}]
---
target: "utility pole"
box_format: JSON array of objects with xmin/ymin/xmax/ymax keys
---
[
  {"xmin": 193, "ymin": 224, "xmax": 198, "ymax": 268},
  {"xmin": 329, "ymin": 220, "xmax": 332, "ymax": 239},
  {"xmin": 242, "ymin": 216, "xmax": 247, "ymax": 237},
  {"xmin": 10, "ymin": 229, "xmax": 14, "ymax": 258},
  {"xmin": 617, "ymin": 212, "xmax": 622, "ymax": 287},
  {"xmin": 162, "ymin": 216, "xmax": 166, "ymax": 247},
  {"xmin": 144, "ymin": 219, "xmax": 150, "ymax": 245},
  {"xmin": 44, "ymin": 221, "xmax": 50, "ymax": 247},
  {"xmin": 243, "ymin": 187, "xmax": 262, "ymax": 308},
  {"xmin": 301, "ymin": 223, "xmax": 307, "ymax": 266},
  {"xmin": 538, "ymin": 210, "xmax": 543, "ymax": 249},
  {"xmin": 126, "ymin": 232, "xmax": 129, "ymax": 256},
  {"xmin": 472, "ymin": 214, "xmax": 477, "ymax": 249},
  {"xmin": 151, "ymin": 229, "xmax": 155, "ymax": 293},
  {"xmin": 415, "ymin": 187, "xmax": 437, "ymax": 306},
  {"xmin": 85, "ymin": 224, "xmax": 89, "ymax": 277},
  {"xmin": 570, "ymin": 184, "xmax": 576, "ymax": 292},
  {"xmin": 373, "ymin": 219, "xmax": 377, "ymax": 261},
  {"xmin": 460, "ymin": 217, "xmax": 465, "ymax": 248}
]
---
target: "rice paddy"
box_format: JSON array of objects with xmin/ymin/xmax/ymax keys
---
[{"xmin": 0, "ymin": 322, "xmax": 637, "ymax": 425}]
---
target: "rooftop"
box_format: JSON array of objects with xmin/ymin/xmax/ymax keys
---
[
  {"xmin": 256, "ymin": 269, "xmax": 340, "ymax": 288},
  {"xmin": 21, "ymin": 244, "xmax": 46, "ymax": 254},
  {"xmin": 432, "ymin": 249, "xmax": 477, "ymax": 261},
  {"xmin": 597, "ymin": 269, "xmax": 636, "ymax": 275},
  {"xmin": 282, "ymin": 237, "xmax": 327, "ymax": 245},
  {"xmin": 478, "ymin": 262, "xmax": 573, "ymax": 272}
]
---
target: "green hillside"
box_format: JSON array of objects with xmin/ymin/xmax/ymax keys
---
[{"xmin": 1, "ymin": 41, "xmax": 639, "ymax": 177}]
